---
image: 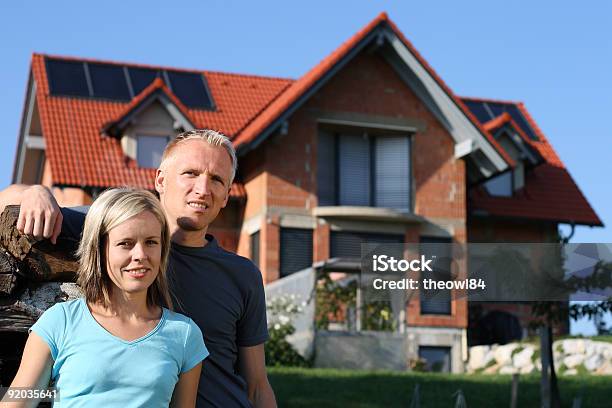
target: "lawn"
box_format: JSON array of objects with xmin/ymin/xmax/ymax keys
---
[{"xmin": 268, "ymin": 367, "xmax": 612, "ymax": 408}]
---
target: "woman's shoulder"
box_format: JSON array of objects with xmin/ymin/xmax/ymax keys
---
[
  {"xmin": 39, "ymin": 298, "xmax": 83, "ymax": 321},
  {"xmin": 162, "ymin": 309, "xmax": 202, "ymax": 336}
]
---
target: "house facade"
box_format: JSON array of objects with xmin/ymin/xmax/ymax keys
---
[{"xmin": 13, "ymin": 13, "xmax": 602, "ymax": 372}]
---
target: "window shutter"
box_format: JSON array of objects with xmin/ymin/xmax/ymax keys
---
[
  {"xmin": 317, "ymin": 130, "xmax": 336, "ymax": 206},
  {"xmin": 280, "ymin": 228, "xmax": 313, "ymax": 278},
  {"xmin": 250, "ymin": 231, "xmax": 260, "ymax": 268},
  {"xmin": 420, "ymin": 236, "xmax": 452, "ymax": 315},
  {"xmin": 338, "ymin": 134, "xmax": 370, "ymax": 206},
  {"xmin": 375, "ymin": 136, "xmax": 410, "ymax": 209},
  {"xmin": 330, "ymin": 231, "xmax": 404, "ymax": 259}
]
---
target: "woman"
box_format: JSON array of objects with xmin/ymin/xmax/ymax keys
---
[{"xmin": 1, "ymin": 188, "xmax": 208, "ymax": 407}]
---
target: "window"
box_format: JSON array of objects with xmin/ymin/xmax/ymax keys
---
[
  {"xmin": 137, "ymin": 135, "xmax": 170, "ymax": 168},
  {"xmin": 420, "ymin": 236, "xmax": 452, "ymax": 315},
  {"xmin": 418, "ymin": 346, "xmax": 451, "ymax": 372},
  {"xmin": 318, "ymin": 131, "xmax": 411, "ymax": 210},
  {"xmin": 280, "ymin": 228, "xmax": 313, "ymax": 278},
  {"xmin": 483, "ymin": 171, "xmax": 512, "ymax": 197},
  {"xmin": 330, "ymin": 231, "xmax": 404, "ymax": 259},
  {"xmin": 251, "ymin": 231, "xmax": 260, "ymax": 268}
]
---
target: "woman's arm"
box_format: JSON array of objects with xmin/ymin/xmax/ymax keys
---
[
  {"xmin": 0, "ymin": 332, "xmax": 53, "ymax": 408},
  {"xmin": 169, "ymin": 363, "xmax": 202, "ymax": 408}
]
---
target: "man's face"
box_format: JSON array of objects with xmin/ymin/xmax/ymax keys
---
[{"xmin": 155, "ymin": 140, "xmax": 232, "ymax": 235}]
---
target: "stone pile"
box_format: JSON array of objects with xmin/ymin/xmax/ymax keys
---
[{"xmin": 467, "ymin": 339, "xmax": 612, "ymax": 375}]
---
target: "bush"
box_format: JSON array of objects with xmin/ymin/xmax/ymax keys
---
[{"xmin": 265, "ymin": 294, "xmax": 311, "ymax": 367}]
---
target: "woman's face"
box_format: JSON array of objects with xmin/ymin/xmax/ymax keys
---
[{"xmin": 105, "ymin": 210, "xmax": 163, "ymax": 298}]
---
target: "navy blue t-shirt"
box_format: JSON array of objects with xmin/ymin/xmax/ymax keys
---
[{"xmin": 61, "ymin": 207, "xmax": 269, "ymax": 408}]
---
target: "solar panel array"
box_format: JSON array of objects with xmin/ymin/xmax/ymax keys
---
[
  {"xmin": 462, "ymin": 99, "xmax": 538, "ymax": 141},
  {"xmin": 45, "ymin": 57, "xmax": 214, "ymax": 110}
]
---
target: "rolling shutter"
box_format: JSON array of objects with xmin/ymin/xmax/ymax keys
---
[
  {"xmin": 338, "ymin": 134, "xmax": 370, "ymax": 206},
  {"xmin": 317, "ymin": 130, "xmax": 336, "ymax": 206},
  {"xmin": 420, "ymin": 236, "xmax": 452, "ymax": 315},
  {"xmin": 375, "ymin": 137, "xmax": 410, "ymax": 210},
  {"xmin": 280, "ymin": 228, "xmax": 313, "ymax": 278}
]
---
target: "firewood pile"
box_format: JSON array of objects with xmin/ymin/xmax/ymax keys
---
[{"xmin": 0, "ymin": 205, "xmax": 82, "ymax": 385}]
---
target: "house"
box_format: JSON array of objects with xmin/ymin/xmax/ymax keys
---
[{"xmin": 12, "ymin": 12, "xmax": 602, "ymax": 372}]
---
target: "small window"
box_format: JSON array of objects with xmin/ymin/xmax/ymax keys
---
[
  {"xmin": 418, "ymin": 346, "xmax": 451, "ymax": 372},
  {"xmin": 483, "ymin": 171, "xmax": 512, "ymax": 197},
  {"xmin": 251, "ymin": 231, "xmax": 260, "ymax": 268},
  {"xmin": 137, "ymin": 135, "xmax": 169, "ymax": 168}
]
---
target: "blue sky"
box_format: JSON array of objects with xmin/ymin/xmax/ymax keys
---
[{"xmin": 1, "ymin": 1, "xmax": 610, "ymax": 334}]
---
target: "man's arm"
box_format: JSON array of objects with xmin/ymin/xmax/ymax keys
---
[
  {"xmin": 0, "ymin": 184, "xmax": 62, "ymax": 243},
  {"xmin": 238, "ymin": 344, "xmax": 277, "ymax": 408}
]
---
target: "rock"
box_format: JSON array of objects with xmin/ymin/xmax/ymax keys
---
[
  {"xmin": 484, "ymin": 363, "xmax": 500, "ymax": 374},
  {"xmin": 494, "ymin": 344, "xmax": 519, "ymax": 366},
  {"xmin": 468, "ymin": 345, "xmax": 492, "ymax": 371},
  {"xmin": 513, "ymin": 347, "xmax": 534, "ymax": 369},
  {"xmin": 595, "ymin": 360, "xmax": 612, "ymax": 375},
  {"xmin": 563, "ymin": 354, "xmax": 585, "ymax": 369},
  {"xmin": 564, "ymin": 368, "xmax": 578, "ymax": 376},
  {"xmin": 584, "ymin": 353, "xmax": 604, "ymax": 372},
  {"xmin": 519, "ymin": 363, "xmax": 535, "ymax": 374},
  {"xmin": 561, "ymin": 339, "xmax": 586, "ymax": 355},
  {"xmin": 499, "ymin": 365, "xmax": 517, "ymax": 375}
]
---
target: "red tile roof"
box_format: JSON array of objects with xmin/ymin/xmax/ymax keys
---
[
  {"xmin": 482, "ymin": 112, "xmax": 540, "ymax": 152},
  {"xmin": 31, "ymin": 53, "xmax": 292, "ymax": 195},
  {"xmin": 103, "ymin": 78, "xmax": 194, "ymax": 137},
  {"xmin": 27, "ymin": 13, "xmax": 600, "ymax": 226},
  {"xmin": 463, "ymin": 96, "xmax": 602, "ymax": 226}
]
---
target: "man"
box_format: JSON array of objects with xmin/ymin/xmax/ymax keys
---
[{"xmin": 0, "ymin": 129, "xmax": 277, "ymax": 408}]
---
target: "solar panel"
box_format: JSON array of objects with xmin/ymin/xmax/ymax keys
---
[
  {"xmin": 128, "ymin": 67, "xmax": 161, "ymax": 95},
  {"xmin": 46, "ymin": 59, "xmax": 90, "ymax": 97},
  {"xmin": 487, "ymin": 102, "xmax": 539, "ymax": 141},
  {"xmin": 166, "ymin": 70, "xmax": 213, "ymax": 109},
  {"xmin": 45, "ymin": 58, "xmax": 216, "ymax": 110},
  {"xmin": 462, "ymin": 100, "xmax": 493, "ymax": 123},
  {"xmin": 505, "ymin": 105, "xmax": 539, "ymax": 141},
  {"xmin": 88, "ymin": 63, "xmax": 131, "ymax": 100}
]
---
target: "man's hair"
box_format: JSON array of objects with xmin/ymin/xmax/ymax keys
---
[
  {"xmin": 76, "ymin": 187, "xmax": 172, "ymax": 309},
  {"xmin": 161, "ymin": 129, "xmax": 238, "ymax": 185}
]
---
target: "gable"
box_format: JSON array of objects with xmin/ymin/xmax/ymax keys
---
[{"xmin": 234, "ymin": 14, "xmax": 513, "ymax": 181}]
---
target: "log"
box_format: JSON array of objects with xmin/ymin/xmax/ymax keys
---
[{"xmin": 0, "ymin": 205, "xmax": 79, "ymax": 282}]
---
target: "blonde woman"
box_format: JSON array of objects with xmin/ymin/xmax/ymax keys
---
[{"xmin": 2, "ymin": 188, "xmax": 208, "ymax": 408}]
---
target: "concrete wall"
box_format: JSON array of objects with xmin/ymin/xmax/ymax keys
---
[
  {"xmin": 315, "ymin": 331, "xmax": 408, "ymax": 371},
  {"xmin": 264, "ymin": 268, "xmax": 316, "ymax": 359}
]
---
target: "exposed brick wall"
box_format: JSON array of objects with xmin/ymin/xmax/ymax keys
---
[{"xmin": 239, "ymin": 50, "xmax": 469, "ymax": 328}]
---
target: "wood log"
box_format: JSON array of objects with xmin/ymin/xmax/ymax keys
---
[{"xmin": 0, "ymin": 205, "xmax": 79, "ymax": 282}]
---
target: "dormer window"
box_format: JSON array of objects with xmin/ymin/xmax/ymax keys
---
[
  {"xmin": 137, "ymin": 135, "xmax": 170, "ymax": 168},
  {"xmin": 483, "ymin": 171, "xmax": 512, "ymax": 197}
]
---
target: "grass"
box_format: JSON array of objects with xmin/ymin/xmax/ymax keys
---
[{"xmin": 268, "ymin": 367, "xmax": 612, "ymax": 408}]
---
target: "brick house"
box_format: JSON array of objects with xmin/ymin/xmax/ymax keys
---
[{"xmin": 12, "ymin": 13, "xmax": 601, "ymax": 371}]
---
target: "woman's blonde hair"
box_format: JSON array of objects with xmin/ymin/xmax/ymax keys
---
[{"xmin": 76, "ymin": 187, "xmax": 172, "ymax": 309}]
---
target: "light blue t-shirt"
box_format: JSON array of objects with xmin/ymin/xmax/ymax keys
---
[{"xmin": 30, "ymin": 298, "xmax": 208, "ymax": 408}]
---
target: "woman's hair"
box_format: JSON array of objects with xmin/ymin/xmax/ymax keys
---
[{"xmin": 76, "ymin": 187, "xmax": 172, "ymax": 310}]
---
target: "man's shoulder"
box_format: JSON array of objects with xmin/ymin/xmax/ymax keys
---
[{"xmin": 214, "ymin": 246, "xmax": 262, "ymax": 281}]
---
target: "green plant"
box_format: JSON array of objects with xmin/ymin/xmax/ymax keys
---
[
  {"xmin": 315, "ymin": 273, "xmax": 357, "ymax": 330},
  {"xmin": 265, "ymin": 294, "xmax": 311, "ymax": 367}
]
